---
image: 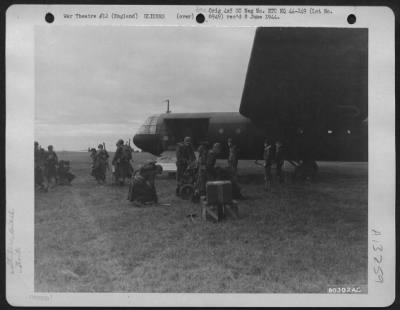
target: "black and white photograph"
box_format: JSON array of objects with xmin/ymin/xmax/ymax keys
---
[{"xmin": 6, "ymin": 5, "xmax": 395, "ymax": 307}]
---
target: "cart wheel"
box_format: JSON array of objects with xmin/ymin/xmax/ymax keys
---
[{"xmin": 179, "ymin": 184, "xmax": 194, "ymax": 200}]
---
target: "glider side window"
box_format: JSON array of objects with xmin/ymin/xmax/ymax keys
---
[
  {"xmin": 137, "ymin": 115, "xmax": 159, "ymax": 134},
  {"xmin": 148, "ymin": 116, "xmax": 159, "ymax": 134}
]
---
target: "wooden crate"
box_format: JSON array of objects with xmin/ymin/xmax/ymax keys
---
[
  {"xmin": 201, "ymin": 199, "xmax": 238, "ymax": 222},
  {"xmin": 206, "ymin": 181, "xmax": 232, "ymax": 204}
]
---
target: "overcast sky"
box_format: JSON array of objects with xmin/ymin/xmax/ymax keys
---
[{"xmin": 35, "ymin": 26, "xmax": 255, "ymax": 151}]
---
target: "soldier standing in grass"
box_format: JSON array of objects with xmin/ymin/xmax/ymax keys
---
[
  {"xmin": 112, "ymin": 139, "xmax": 133, "ymax": 186},
  {"xmin": 175, "ymin": 136, "xmax": 196, "ymax": 196},
  {"xmin": 206, "ymin": 142, "xmax": 222, "ymax": 182},
  {"xmin": 263, "ymin": 138, "xmax": 275, "ymax": 190},
  {"xmin": 94, "ymin": 144, "xmax": 109, "ymax": 184},
  {"xmin": 227, "ymin": 138, "xmax": 239, "ymax": 178},
  {"xmin": 44, "ymin": 145, "xmax": 58, "ymax": 188},
  {"xmin": 195, "ymin": 142, "xmax": 209, "ymax": 196},
  {"xmin": 226, "ymin": 138, "xmax": 244, "ymax": 199}
]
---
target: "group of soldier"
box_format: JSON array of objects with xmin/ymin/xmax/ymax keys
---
[
  {"xmin": 175, "ymin": 136, "xmax": 245, "ymax": 201},
  {"xmin": 175, "ymin": 136, "xmax": 286, "ymax": 199},
  {"xmin": 34, "ymin": 142, "xmax": 75, "ymax": 192},
  {"xmin": 89, "ymin": 139, "xmax": 133, "ymax": 185},
  {"xmin": 35, "ymin": 135, "xmax": 285, "ymax": 203}
]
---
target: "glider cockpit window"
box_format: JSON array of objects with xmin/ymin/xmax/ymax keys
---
[{"xmin": 137, "ymin": 115, "xmax": 159, "ymax": 134}]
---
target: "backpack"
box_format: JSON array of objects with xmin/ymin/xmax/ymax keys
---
[{"xmin": 121, "ymin": 145, "xmax": 132, "ymax": 160}]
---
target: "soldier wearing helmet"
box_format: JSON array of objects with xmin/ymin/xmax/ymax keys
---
[
  {"xmin": 92, "ymin": 144, "xmax": 109, "ymax": 184},
  {"xmin": 175, "ymin": 136, "xmax": 196, "ymax": 196},
  {"xmin": 227, "ymin": 138, "xmax": 239, "ymax": 176},
  {"xmin": 206, "ymin": 142, "xmax": 222, "ymax": 181},
  {"xmin": 44, "ymin": 145, "xmax": 58, "ymax": 188},
  {"xmin": 112, "ymin": 138, "xmax": 133, "ymax": 185}
]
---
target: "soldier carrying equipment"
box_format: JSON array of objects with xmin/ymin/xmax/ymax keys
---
[
  {"xmin": 92, "ymin": 144, "xmax": 109, "ymax": 184},
  {"xmin": 175, "ymin": 136, "xmax": 196, "ymax": 196},
  {"xmin": 44, "ymin": 145, "xmax": 58, "ymax": 189},
  {"xmin": 195, "ymin": 142, "xmax": 209, "ymax": 197},
  {"xmin": 205, "ymin": 142, "xmax": 221, "ymax": 181},
  {"xmin": 227, "ymin": 138, "xmax": 239, "ymax": 174},
  {"xmin": 112, "ymin": 139, "xmax": 133, "ymax": 185},
  {"xmin": 263, "ymin": 138, "xmax": 286, "ymax": 189},
  {"xmin": 57, "ymin": 160, "xmax": 75, "ymax": 185},
  {"xmin": 127, "ymin": 160, "xmax": 163, "ymax": 205}
]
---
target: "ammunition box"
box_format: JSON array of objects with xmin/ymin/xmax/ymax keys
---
[{"xmin": 206, "ymin": 181, "xmax": 232, "ymax": 204}]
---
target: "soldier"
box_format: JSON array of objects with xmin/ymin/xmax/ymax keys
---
[
  {"xmin": 263, "ymin": 138, "xmax": 275, "ymax": 190},
  {"xmin": 195, "ymin": 142, "xmax": 209, "ymax": 196},
  {"xmin": 227, "ymin": 138, "xmax": 239, "ymax": 178},
  {"xmin": 206, "ymin": 142, "xmax": 222, "ymax": 181},
  {"xmin": 57, "ymin": 160, "xmax": 75, "ymax": 185},
  {"xmin": 44, "ymin": 145, "xmax": 58, "ymax": 188},
  {"xmin": 175, "ymin": 136, "xmax": 196, "ymax": 196},
  {"xmin": 227, "ymin": 138, "xmax": 244, "ymax": 199},
  {"xmin": 94, "ymin": 144, "xmax": 109, "ymax": 184},
  {"xmin": 128, "ymin": 160, "xmax": 163, "ymax": 205},
  {"xmin": 34, "ymin": 141, "xmax": 46, "ymax": 192},
  {"xmin": 275, "ymin": 140, "xmax": 285, "ymax": 183},
  {"xmin": 112, "ymin": 139, "xmax": 133, "ymax": 185}
]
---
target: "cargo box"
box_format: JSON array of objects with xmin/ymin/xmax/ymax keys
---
[{"xmin": 206, "ymin": 181, "xmax": 232, "ymax": 204}]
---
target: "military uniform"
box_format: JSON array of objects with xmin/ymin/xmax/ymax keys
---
[
  {"xmin": 206, "ymin": 149, "xmax": 218, "ymax": 181},
  {"xmin": 227, "ymin": 142, "xmax": 239, "ymax": 187},
  {"xmin": 57, "ymin": 160, "xmax": 75, "ymax": 185},
  {"xmin": 128, "ymin": 161, "xmax": 162, "ymax": 204},
  {"xmin": 175, "ymin": 140, "xmax": 196, "ymax": 194},
  {"xmin": 263, "ymin": 142, "xmax": 275, "ymax": 189},
  {"xmin": 196, "ymin": 144, "xmax": 208, "ymax": 196},
  {"xmin": 94, "ymin": 149, "xmax": 109, "ymax": 183},
  {"xmin": 44, "ymin": 147, "xmax": 58, "ymax": 187},
  {"xmin": 228, "ymin": 144, "xmax": 239, "ymax": 172},
  {"xmin": 112, "ymin": 141, "xmax": 132, "ymax": 185}
]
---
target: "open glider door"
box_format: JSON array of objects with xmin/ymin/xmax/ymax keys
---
[{"xmin": 162, "ymin": 118, "xmax": 210, "ymax": 150}]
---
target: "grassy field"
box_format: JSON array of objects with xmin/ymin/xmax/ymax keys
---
[{"xmin": 35, "ymin": 151, "xmax": 368, "ymax": 293}]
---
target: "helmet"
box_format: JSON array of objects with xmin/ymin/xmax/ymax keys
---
[
  {"xmin": 98, "ymin": 144, "xmax": 103, "ymax": 149},
  {"xmin": 117, "ymin": 139, "xmax": 124, "ymax": 146},
  {"xmin": 183, "ymin": 136, "xmax": 192, "ymax": 144}
]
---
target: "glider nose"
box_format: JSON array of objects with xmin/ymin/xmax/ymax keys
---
[{"xmin": 133, "ymin": 133, "xmax": 162, "ymax": 155}]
